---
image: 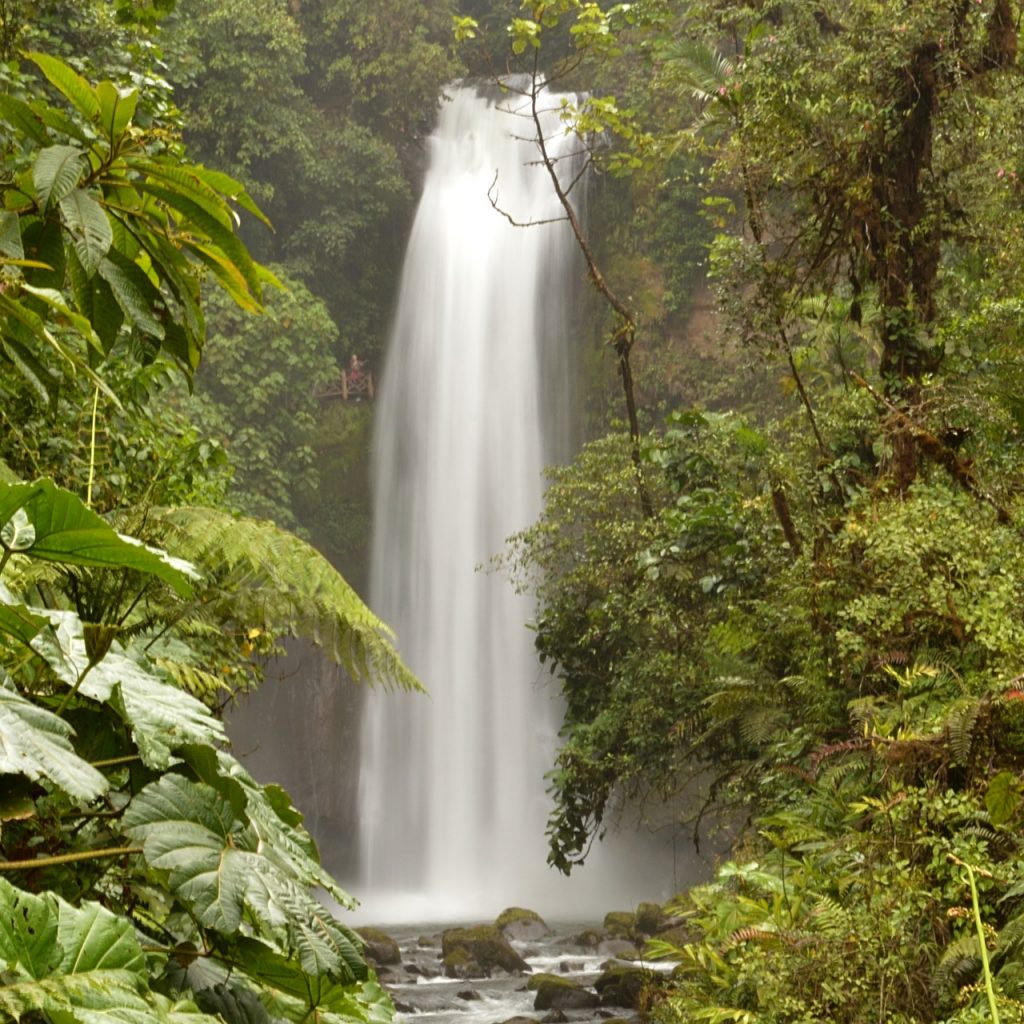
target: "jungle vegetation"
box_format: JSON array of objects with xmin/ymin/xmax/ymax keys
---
[
  {"xmin": 0, "ymin": 1, "xmax": 424, "ymax": 1020},
  {"xmin": 6, "ymin": 0, "xmax": 1024, "ymax": 1023},
  {"xmin": 473, "ymin": 1, "xmax": 1024, "ymax": 1021}
]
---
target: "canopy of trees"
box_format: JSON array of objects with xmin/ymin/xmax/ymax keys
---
[
  {"xmin": 471, "ymin": 0, "xmax": 1024, "ymax": 1020},
  {"xmin": 0, "ymin": 3, "xmax": 422, "ymax": 1021},
  {"xmin": 7, "ymin": 0, "xmax": 1024, "ymax": 1021}
]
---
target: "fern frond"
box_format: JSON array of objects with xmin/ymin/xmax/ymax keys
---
[
  {"xmin": 994, "ymin": 911, "xmax": 1024, "ymax": 961},
  {"xmin": 739, "ymin": 705, "xmax": 789, "ymax": 745},
  {"xmin": 945, "ymin": 696, "xmax": 984, "ymax": 763},
  {"xmin": 154, "ymin": 506, "xmax": 422, "ymax": 692},
  {"xmin": 154, "ymin": 656, "xmax": 235, "ymax": 702},
  {"xmin": 808, "ymin": 896, "xmax": 853, "ymax": 939},
  {"xmin": 933, "ymin": 932, "xmax": 981, "ymax": 997},
  {"xmin": 663, "ymin": 40, "xmax": 736, "ymax": 103}
]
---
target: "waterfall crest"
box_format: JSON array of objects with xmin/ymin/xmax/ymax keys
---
[{"xmin": 358, "ymin": 84, "xmax": 669, "ymax": 923}]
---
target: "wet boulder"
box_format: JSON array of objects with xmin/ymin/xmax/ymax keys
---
[
  {"xmin": 356, "ymin": 927, "xmax": 401, "ymax": 967},
  {"xmin": 529, "ymin": 974, "xmax": 600, "ymax": 1011},
  {"xmin": 496, "ymin": 906, "xmax": 551, "ymax": 942},
  {"xmin": 603, "ymin": 912, "xmax": 637, "ymax": 941},
  {"xmin": 441, "ymin": 925, "xmax": 530, "ymax": 977},
  {"xmin": 594, "ymin": 966, "xmax": 658, "ymax": 1009},
  {"xmin": 569, "ymin": 927, "xmax": 602, "ymax": 948},
  {"xmin": 633, "ymin": 902, "xmax": 668, "ymax": 936}
]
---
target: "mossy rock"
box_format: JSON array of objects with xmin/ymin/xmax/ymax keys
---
[
  {"xmin": 355, "ymin": 927, "xmax": 401, "ymax": 966},
  {"xmin": 533, "ymin": 978, "xmax": 600, "ymax": 1011},
  {"xmin": 441, "ymin": 947, "xmax": 478, "ymax": 979},
  {"xmin": 495, "ymin": 906, "xmax": 551, "ymax": 941},
  {"xmin": 633, "ymin": 902, "xmax": 667, "ymax": 936},
  {"xmin": 441, "ymin": 925, "xmax": 530, "ymax": 976},
  {"xmin": 569, "ymin": 928, "xmax": 602, "ymax": 947},
  {"xmin": 527, "ymin": 973, "xmax": 571, "ymax": 992},
  {"xmin": 650, "ymin": 924, "xmax": 692, "ymax": 951},
  {"xmin": 594, "ymin": 966, "xmax": 658, "ymax": 1009},
  {"xmin": 602, "ymin": 912, "xmax": 636, "ymax": 939}
]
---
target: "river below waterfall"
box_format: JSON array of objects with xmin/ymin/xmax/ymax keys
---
[{"xmin": 371, "ymin": 922, "xmax": 670, "ymax": 1024}]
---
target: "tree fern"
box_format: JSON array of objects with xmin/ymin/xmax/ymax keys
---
[{"xmin": 154, "ymin": 506, "xmax": 421, "ymax": 692}]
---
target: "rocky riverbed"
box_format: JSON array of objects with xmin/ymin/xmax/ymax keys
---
[{"xmin": 357, "ymin": 906, "xmax": 688, "ymax": 1024}]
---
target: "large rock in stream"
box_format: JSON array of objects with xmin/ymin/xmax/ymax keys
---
[
  {"xmin": 495, "ymin": 906, "xmax": 551, "ymax": 942},
  {"xmin": 528, "ymin": 974, "xmax": 600, "ymax": 1011},
  {"xmin": 355, "ymin": 927, "xmax": 401, "ymax": 967},
  {"xmin": 594, "ymin": 966, "xmax": 660, "ymax": 1009},
  {"xmin": 441, "ymin": 925, "xmax": 531, "ymax": 978}
]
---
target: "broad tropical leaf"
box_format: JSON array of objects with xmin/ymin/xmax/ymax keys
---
[
  {"xmin": 59, "ymin": 189, "xmax": 113, "ymax": 277},
  {"xmin": 27, "ymin": 53, "xmax": 100, "ymax": 121},
  {"xmin": 0, "ymin": 683, "xmax": 107, "ymax": 799},
  {"xmin": 122, "ymin": 774, "xmax": 255, "ymax": 933},
  {"xmin": 0, "ymin": 480, "xmax": 197, "ymax": 597},
  {"xmin": 180, "ymin": 745, "xmax": 354, "ymax": 909},
  {"xmin": 28, "ymin": 609, "xmax": 225, "ymax": 767},
  {"xmin": 55, "ymin": 898, "xmax": 147, "ymax": 976},
  {"xmin": 0, "ymin": 889, "xmax": 156, "ymax": 1022},
  {"xmin": 33, "ymin": 145, "xmax": 87, "ymax": 212},
  {"xmin": 96, "ymin": 253, "xmax": 166, "ymax": 339},
  {"xmin": 0, "ymin": 968, "xmax": 149, "ymax": 1021},
  {"xmin": 0, "ymin": 211, "xmax": 24, "ymax": 259},
  {"xmin": 95, "ymin": 81, "xmax": 138, "ymax": 139},
  {"xmin": 0, "ymin": 877, "xmax": 60, "ymax": 980}
]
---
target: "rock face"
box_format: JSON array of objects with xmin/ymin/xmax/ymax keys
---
[
  {"xmin": 441, "ymin": 925, "xmax": 530, "ymax": 977},
  {"xmin": 356, "ymin": 927, "xmax": 401, "ymax": 966},
  {"xmin": 495, "ymin": 906, "xmax": 551, "ymax": 942},
  {"xmin": 634, "ymin": 902, "xmax": 668, "ymax": 936},
  {"xmin": 530, "ymin": 975, "xmax": 600, "ymax": 1011},
  {"xmin": 602, "ymin": 911, "xmax": 637, "ymax": 940},
  {"xmin": 594, "ymin": 966, "xmax": 657, "ymax": 1009}
]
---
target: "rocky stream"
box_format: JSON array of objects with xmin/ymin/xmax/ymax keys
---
[{"xmin": 357, "ymin": 907, "xmax": 687, "ymax": 1024}]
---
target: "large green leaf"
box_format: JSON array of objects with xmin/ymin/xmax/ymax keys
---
[
  {"xmin": 0, "ymin": 888, "xmax": 155, "ymax": 1022},
  {"xmin": 0, "ymin": 968, "xmax": 148, "ymax": 1021},
  {"xmin": 138, "ymin": 184, "xmax": 260, "ymax": 297},
  {"xmin": 0, "ymin": 211, "xmax": 24, "ymax": 259},
  {"xmin": 27, "ymin": 53, "xmax": 100, "ymax": 121},
  {"xmin": 0, "ymin": 480, "xmax": 196, "ymax": 596},
  {"xmin": 33, "ymin": 145, "xmax": 87, "ymax": 212},
  {"xmin": 229, "ymin": 939, "xmax": 381, "ymax": 1024},
  {"xmin": 123, "ymin": 772, "xmax": 366, "ymax": 981},
  {"xmin": 105, "ymin": 655, "xmax": 225, "ymax": 768},
  {"xmin": 59, "ymin": 189, "xmax": 113, "ymax": 277},
  {"xmin": 55, "ymin": 898, "xmax": 146, "ymax": 976},
  {"xmin": 0, "ymin": 683, "xmax": 108, "ymax": 800},
  {"xmin": 96, "ymin": 251, "xmax": 165, "ymax": 339},
  {"xmin": 122, "ymin": 774, "xmax": 255, "ymax": 933},
  {"xmin": 180, "ymin": 746, "xmax": 353, "ymax": 908},
  {"xmin": 0, "ymin": 877, "xmax": 61, "ymax": 980},
  {"xmin": 0, "ymin": 578, "xmax": 51, "ymax": 650},
  {"xmin": 25, "ymin": 609, "xmax": 225, "ymax": 766},
  {"xmin": 95, "ymin": 82, "xmax": 138, "ymax": 140},
  {"xmin": 0, "ymin": 93, "xmax": 51, "ymax": 145}
]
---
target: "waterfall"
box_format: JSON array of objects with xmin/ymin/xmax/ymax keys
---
[{"xmin": 357, "ymin": 83, "xmax": 673, "ymax": 924}]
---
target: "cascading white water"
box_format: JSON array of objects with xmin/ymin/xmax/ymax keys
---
[{"xmin": 358, "ymin": 83, "xmax": 674, "ymax": 924}]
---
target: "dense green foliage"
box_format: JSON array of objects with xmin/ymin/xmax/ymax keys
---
[
  {"xmin": 490, "ymin": 0, "xmax": 1024, "ymax": 1020},
  {"xmin": 169, "ymin": 0, "xmax": 459, "ymax": 366},
  {"xmin": 0, "ymin": 11, "xmax": 420, "ymax": 1021}
]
